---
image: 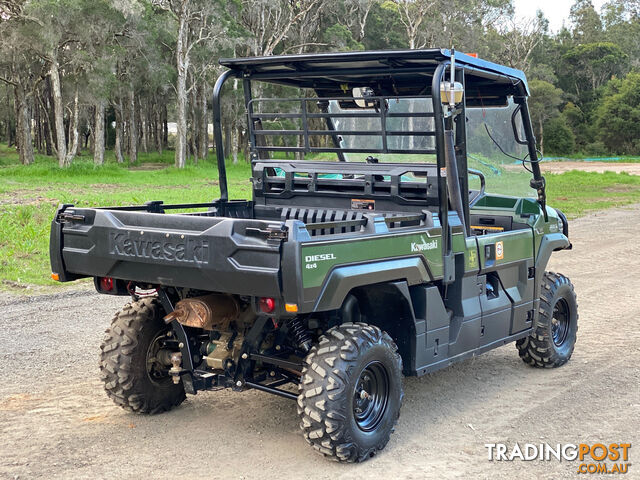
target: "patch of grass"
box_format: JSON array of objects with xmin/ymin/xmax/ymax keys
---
[
  {"xmin": 0, "ymin": 145, "xmax": 252, "ymax": 290},
  {"xmin": 544, "ymin": 154, "xmax": 640, "ymax": 162},
  {"xmin": 1, "ymin": 143, "xmax": 639, "ymax": 289},
  {"xmin": 545, "ymin": 170, "xmax": 640, "ymax": 218}
]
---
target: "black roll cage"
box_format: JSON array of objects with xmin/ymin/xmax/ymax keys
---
[{"xmin": 211, "ymin": 50, "xmax": 547, "ymax": 271}]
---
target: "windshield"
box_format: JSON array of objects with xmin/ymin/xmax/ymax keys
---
[
  {"xmin": 329, "ymin": 97, "xmax": 435, "ymax": 163},
  {"xmin": 467, "ymin": 98, "xmax": 535, "ymax": 198}
]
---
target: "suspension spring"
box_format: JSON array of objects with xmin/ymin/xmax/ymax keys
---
[{"xmin": 289, "ymin": 318, "xmax": 312, "ymax": 352}]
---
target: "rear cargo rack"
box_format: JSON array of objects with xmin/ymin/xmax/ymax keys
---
[{"xmin": 253, "ymin": 160, "xmax": 440, "ymax": 207}]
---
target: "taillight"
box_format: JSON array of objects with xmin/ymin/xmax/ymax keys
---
[
  {"xmin": 259, "ymin": 297, "xmax": 276, "ymax": 313},
  {"xmin": 99, "ymin": 277, "xmax": 114, "ymax": 292}
]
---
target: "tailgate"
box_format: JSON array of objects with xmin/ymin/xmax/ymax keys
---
[{"xmin": 50, "ymin": 206, "xmax": 284, "ymax": 297}]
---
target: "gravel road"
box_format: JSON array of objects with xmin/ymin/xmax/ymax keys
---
[{"xmin": 1, "ymin": 205, "xmax": 639, "ymax": 479}]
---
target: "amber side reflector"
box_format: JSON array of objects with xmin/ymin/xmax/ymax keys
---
[
  {"xmin": 285, "ymin": 303, "xmax": 298, "ymax": 313},
  {"xmin": 465, "ymin": 52, "xmax": 478, "ymax": 58},
  {"xmin": 51, "ymin": 273, "xmax": 60, "ymax": 281}
]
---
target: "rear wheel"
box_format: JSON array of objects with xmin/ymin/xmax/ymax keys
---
[
  {"xmin": 516, "ymin": 272, "xmax": 578, "ymax": 368},
  {"xmin": 99, "ymin": 298, "xmax": 186, "ymax": 414},
  {"xmin": 297, "ymin": 323, "xmax": 403, "ymax": 462}
]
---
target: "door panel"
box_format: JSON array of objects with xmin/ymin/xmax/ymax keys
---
[{"xmin": 476, "ymin": 229, "xmax": 535, "ymax": 341}]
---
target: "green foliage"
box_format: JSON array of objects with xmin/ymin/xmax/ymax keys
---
[
  {"xmin": 529, "ymin": 80, "xmax": 564, "ymax": 121},
  {"xmin": 544, "ymin": 116, "xmax": 576, "ymax": 155},
  {"xmin": 323, "ymin": 24, "xmax": 364, "ymax": 51},
  {"xmin": 528, "ymin": 80, "xmax": 565, "ymax": 153},
  {"xmin": 363, "ymin": 1, "xmax": 404, "ymax": 49},
  {"xmin": 569, "ymin": 0, "xmax": 603, "ymax": 43},
  {"xmin": 1, "ymin": 0, "xmax": 640, "ymax": 159},
  {"xmin": 561, "ymin": 101, "xmax": 590, "ymax": 148},
  {"xmin": 563, "ymin": 42, "xmax": 627, "ymax": 93},
  {"xmin": 595, "ymin": 72, "xmax": 640, "ymax": 154}
]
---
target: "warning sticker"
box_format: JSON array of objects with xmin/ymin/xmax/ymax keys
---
[
  {"xmin": 351, "ymin": 199, "xmax": 375, "ymax": 210},
  {"xmin": 495, "ymin": 241, "xmax": 504, "ymax": 260}
]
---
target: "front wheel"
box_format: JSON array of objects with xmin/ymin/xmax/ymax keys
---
[
  {"xmin": 297, "ymin": 323, "xmax": 403, "ymax": 462},
  {"xmin": 516, "ymin": 272, "xmax": 578, "ymax": 368}
]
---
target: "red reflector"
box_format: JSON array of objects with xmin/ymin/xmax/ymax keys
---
[
  {"xmin": 259, "ymin": 297, "xmax": 276, "ymax": 313},
  {"xmin": 100, "ymin": 277, "xmax": 114, "ymax": 292}
]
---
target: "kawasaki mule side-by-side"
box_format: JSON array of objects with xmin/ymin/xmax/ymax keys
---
[{"xmin": 50, "ymin": 49, "xmax": 578, "ymax": 462}]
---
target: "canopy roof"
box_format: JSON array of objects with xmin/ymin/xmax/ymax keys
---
[{"xmin": 219, "ymin": 49, "xmax": 529, "ymax": 106}]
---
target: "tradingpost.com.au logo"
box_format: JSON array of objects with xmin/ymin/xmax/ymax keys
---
[{"xmin": 485, "ymin": 443, "xmax": 632, "ymax": 475}]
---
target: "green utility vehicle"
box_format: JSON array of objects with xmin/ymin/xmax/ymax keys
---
[{"xmin": 50, "ymin": 49, "xmax": 578, "ymax": 462}]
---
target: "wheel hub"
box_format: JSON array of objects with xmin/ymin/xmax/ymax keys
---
[{"xmin": 146, "ymin": 332, "xmax": 174, "ymax": 384}]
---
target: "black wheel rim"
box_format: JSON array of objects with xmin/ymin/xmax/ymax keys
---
[
  {"xmin": 353, "ymin": 361, "xmax": 389, "ymax": 432},
  {"xmin": 551, "ymin": 297, "xmax": 570, "ymax": 347}
]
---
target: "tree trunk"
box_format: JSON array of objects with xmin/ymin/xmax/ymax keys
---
[
  {"xmin": 232, "ymin": 120, "xmax": 239, "ymax": 164},
  {"xmin": 5, "ymin": 88, "xmax": 15, "ymax": 147},
  {"xmin": 128, "ymin": 88, "xmax": 137, "ymax": 164},
  {"xmin": 49, "ymin": 59, "xmax": 67, "ymax": 167},
  {"xmin": 162, "ymin": 103, "xmax": 168, "ymax": 150},
  {"xmin": 114, "ymin": 99, "xmax": 125, "ymax": 163},
  {"xmin": 140, "ymin": 99, "xmax": 148, "ymax": 154},
  {"xmin": 174, "ymin": 11, "xmax": 189, "ymax": 168},
  {"xmin": 539, "ymin": 118, "xmax": 544, "ymax": 156},
  {"xmin": 155, "ymin": 100, "xmax": 163, "ymax": 154},
  {"xmin": 34, "ymin": 99, "xmax": 42, "ymax": 153},
  {"xmin": 64, "ymin": 84, "xmax": 80, "ymax": 166},
  {"xmin": 87, "ymin": 106, "xmax": 94, "ymax": 152},
  {"xmin": 42, "ymin": 77, "xmax": 53, "ymax": 156},
  {"xmin": 199, "ymin": 81, "xmax": 208, "ymax": 160},
  {"xmin": 94, "ymin": 101, "xmax": 105, "ymax": 165},
  {"xmin": 15, "ymin": 87, "xmax": 34, "ymax": 165},
  {"xmin": 189, "ymin": 81, "xmax": 198, "ymax": 163},
  {"xmin": 175, "ymin": 78, "xmax": 188, "ymax": 167},
  {"xmin": 223, "ymin": 122, "xmax": 231, "ymax": 161}
]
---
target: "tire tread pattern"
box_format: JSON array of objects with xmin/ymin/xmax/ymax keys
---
[
  {"xmin": 99, "ymin": 298, "xmax": 186, "ymax": 414},
  {"xmin": 297, "ymin": 322, "xmax": 403, "ymax": 463},
  {"xmin": 516, "ymin": 271, "xmax": 578, "ymax": 368}
]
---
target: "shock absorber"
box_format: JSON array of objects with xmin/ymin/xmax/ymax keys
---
[{"xmin": 288, "ymin": 318, "xmax": 312, "ymax": 352}]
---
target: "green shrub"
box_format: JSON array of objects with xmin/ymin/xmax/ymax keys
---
[{"xmin": 544, "ymin": 117, "xmax": 576, "ymax": 155}]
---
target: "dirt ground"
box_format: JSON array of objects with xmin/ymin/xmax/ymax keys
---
[
  {"xmin": 1, "ymin": 206, "xmax": 639, "ymax": 480},
  {"xmin": 539, "ymin": 161, "xmax": 640, "ymax": 175}
]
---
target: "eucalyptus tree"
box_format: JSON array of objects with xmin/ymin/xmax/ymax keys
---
[
  {"xmin": 151, "ymin": 0, "xmax": 235, "ymax": 168},
  {"xmin": 20, "ymin": 0, "xmax": 127, "ymax": 166},
  {"xmin": 0, "ymin": 4, "xmax": 44, "ymax": 165},
  {"xmin": 569, "ymin": 0, "xmax": 603, "ymax": 43},
  {"xmin": 528, "ymin": 79, "xmax": 564, "ymax": 155},
  {"xmin": 340, "ymin": 0, "xmax": 375, "ymax": 43},
  {"xmin": 490, "ymin": 13, "xmax": 548, "ymax": 72},
  {"xmin": 240, "ymin": 0, "xmax": 323, "ymax": 56},
  {"xmin": 385, "ymin": 0, "xmax": 433, "ymax": 49}
]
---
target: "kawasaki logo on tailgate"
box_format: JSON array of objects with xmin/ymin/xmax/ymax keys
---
[{"xmin": 109, "ymin": 233, "xmax": 209, "ymax": 264}]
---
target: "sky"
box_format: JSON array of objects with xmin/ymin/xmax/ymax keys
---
[{"xmin": 513, "ymin": 0, "xmax": 608, "ymax": 32}]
